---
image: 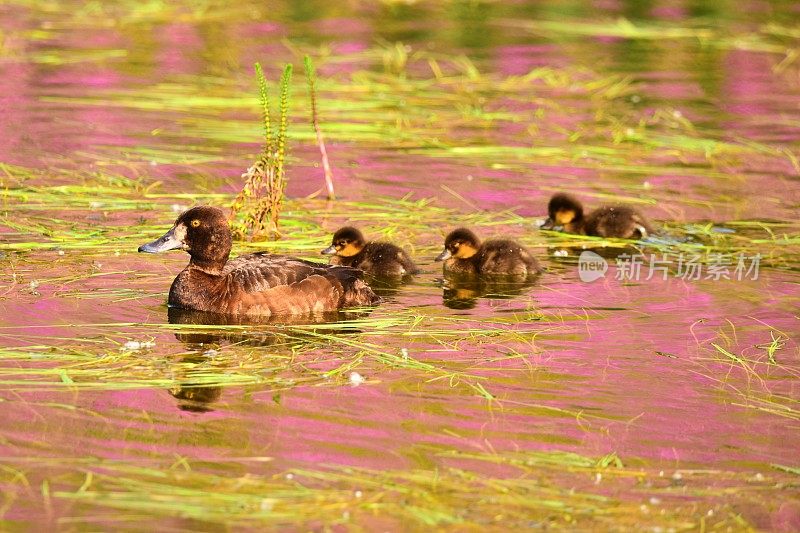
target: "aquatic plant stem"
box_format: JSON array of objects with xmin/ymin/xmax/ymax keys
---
[
  {"xmin": 304, "ymin": 55, "xmax": 335, "ymax": 200},
  {"xmin": 230, "ymin": 62, "xmax": 293, "ymax": 240},
  {"xmin": 268, "ymin": 63, "xmax": 293, "ymax": 237},
  {"xmin": 255, "ymin": 62, "xmax": 274, "ymax": 158}
]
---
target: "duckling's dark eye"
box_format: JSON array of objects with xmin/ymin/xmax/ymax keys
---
[{"xmin": 190, "ymin": 219, "xmax": 201, "ymax": 228}]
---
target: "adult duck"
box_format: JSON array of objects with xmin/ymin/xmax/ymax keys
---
[{"xmin": 138, "ymin": 206, "xmax": 379, "ymax": 316}]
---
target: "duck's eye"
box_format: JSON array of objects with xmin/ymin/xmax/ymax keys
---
[{"xmin": 190, "ymin": 219, "xmax": 201, "ymax": 228}]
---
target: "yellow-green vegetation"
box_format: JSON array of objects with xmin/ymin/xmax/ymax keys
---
[
  {"xmin": 1, "ymin": 164, "xmax": 798, "ymax": 268},
  {"xmin": 0, "ymin": 450, "xmax": 794, "ymax": 529},
  {"xmin": 229, "ymin": 63, "xmax": 293, "ymax": 239}
]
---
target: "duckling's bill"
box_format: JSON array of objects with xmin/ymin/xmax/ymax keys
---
[
  {"xmin": 435, "ymin": 248, "xmax": 451, "ymax": 261},
  {"xmin": 539, "ymin": 218, "xmax": 563, "ymax": 231},
  {"xmin": 320, "ymin": 245, "xmax": 337, "ymax": 256},
  {"xmin": 138, "ymin": 224, "xmax": 186, "ymax": 253}
]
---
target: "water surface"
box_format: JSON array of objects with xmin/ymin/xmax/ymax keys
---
[{"xmin": 1, "ymin": 0, "xmax": 799, "ymax": 530}]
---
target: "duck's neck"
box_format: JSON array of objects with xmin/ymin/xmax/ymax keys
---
[
  {"xmin": 169, "ymin": 262, "xmax": 229, "ymax": 312},
  {"xmin": 331, "ymin": 248, "xmax": 365, "ymax": 267},
  {"xmin": 186, "ymin": 234, "xmax": 232, "ymax": 275},
  {"xmin": 445, "ymin": 255, "xmax": 479, "ymax": 274},
  {"xmin": 565, "ymin": 218, "xmax": 585, "ymax": 234},
  {"xmin": 188, "ymin": 257, "xmax": 227, "ymax": 275}
]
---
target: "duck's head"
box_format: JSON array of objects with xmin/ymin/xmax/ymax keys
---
[
  {"xmin": 435, "ymin": 228, "xmax": 480, "ymax": 261},
  {"xmin": 541, "ymin": 193, "xmax": 584, "ymax": 231},
  {"xmin": 138, "ymin": 206, "xmax": 232, "ymax": 270},
  {"xmin": 321, "ymin": 226, "xmax": 366, "ymax": 257}
]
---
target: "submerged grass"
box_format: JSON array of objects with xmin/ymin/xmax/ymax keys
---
[
  {"xmin": 0, "ymin": 449, "xmax": 792, "ymax": 530},
  {"xmin": 1, "ymin": 163, "xmax": 798, "ymax": 268},
  {"xmin": 0, "ymin": 305, "xmax": 579, "ymax": 418}
]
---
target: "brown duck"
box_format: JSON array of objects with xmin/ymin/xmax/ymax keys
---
[
  {"xmin": 321, "ymin": 226, "xmax": 419, "ymax": 278},
  {"xmin": 540, "ymin": 193, "xmax": 652, "ymax": 239},
  {"xmin": 138, "ymin": 206, "xmax": 379, "ymax": 316},
  {"xmin": 435, "ymin": 228, "xmax": 540, "ymax": 277}
]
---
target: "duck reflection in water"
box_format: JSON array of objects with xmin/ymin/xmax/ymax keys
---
[
  {"xmin": 166, "ymin": 306, "xmax": 365, "ymax": 345},
  {"xmin": 166, "ymin": 307, "xmax": 370, "ymax": 412},
  {"xmin": 168, "ymin": 353, "xmax": 224, "ymax": 413},
  {"xmin": 440, "ymin": 275, "xmax": 539, "ymax": 310}
]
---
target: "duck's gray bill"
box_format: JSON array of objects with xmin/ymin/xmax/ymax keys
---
[
  {"xmin": 539, "ymin": 218, "xmax": 555, "ymax": 230},
  {"xmin": 138, "ymin": 228, "xmax": 182, "ymax": 253},
  {"xmin": 320, "ymin": 245, "xmax": 337, "ymax": 256},
  {"xmin": 434, "ymin": 248, "xmax": 451, "ymax": 262}
]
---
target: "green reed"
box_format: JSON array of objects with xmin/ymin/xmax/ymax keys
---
[{"xmin": 230, "ymin": 63, "xmax": 293, "ymax": 240}]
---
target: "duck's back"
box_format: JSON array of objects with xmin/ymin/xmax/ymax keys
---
[
  {"xmin": 225, "ymin": 253, "xmax": 328, "ymax": 291},
  {"xmin": 585, "ymin": 206, "xmax": 651, "ymax": 239},
  {"xmin": 229, "ymin": 253, "xmax": 379, "ymax": 315},
  {"xmin": 170, "ymin": 252, "xmax": 379, "ymax": 316},
  {"xmin": 478, "ymin": 239, "xmax": 540, "ymax": 277},
  {"xmin": 353, "ymin": 242, "xmax": 418, "ymax": 277}
]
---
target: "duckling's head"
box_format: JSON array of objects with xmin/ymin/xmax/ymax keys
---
[
  {"xmin": 435, "ymin": 228, "xmax": 480, "ymax": 261},
  {"xmin": 138, "ymin": 206, "xmax": 232, "ymax": 269},
  {"xmin": 541, "ymin": 193, "xmax": 584, "ymax": 231},
  {"xmin": 321, "ymin": 226, "xmax": 366, "ymax": 257}
]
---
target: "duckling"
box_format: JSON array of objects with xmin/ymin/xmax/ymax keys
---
[
  {"xmin": 435, "ymin": 228, "xmax": 540, "ymax": 277},
  {"xmin": 540, "ymin": 193, "xmax": 652, "ymax": 239},
  {"xmin": 138, "ymin": 206, "xmax": 379, "ymax": 316},
  {"xmin": 321, "ymin": 226, "xmax": 419, "ymax": 278}
]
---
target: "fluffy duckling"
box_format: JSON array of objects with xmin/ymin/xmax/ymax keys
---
[
  {"xmin": 321, "ymin": 226, "xmax": 419, "ymax": 278},
  {"xmin": 541, "ymin": 193, "xmax": 652, "ymax": 239},
  {"xmin": 138, "ymin": 206, "xmax": 379, "ymax": 316},
  {"xmin": 435, "ymin": 228, "xmax": 540, "ymax": 277}
]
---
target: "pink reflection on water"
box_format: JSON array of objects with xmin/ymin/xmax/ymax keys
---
[
  {"xmin": 45, "ymin": 68, "xmax": 123, "ymax": 88},
  {"xmin": 650, "ymin": 4, "xmax": 687, "ymax": 20},
  {"xmin": 0, "ymin": 59, "xmax": 54, "ymax": 167},
  {"xmin": 533, "ymin": 271, "xmax": 799, "ymax": 466},
  {"xmin": 492, "ymin": 44, "xmax": 567, "ymax": 76},
  {"xmin": 155, "ymin": 23, "xmax": 204, "ymax": 75}
]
